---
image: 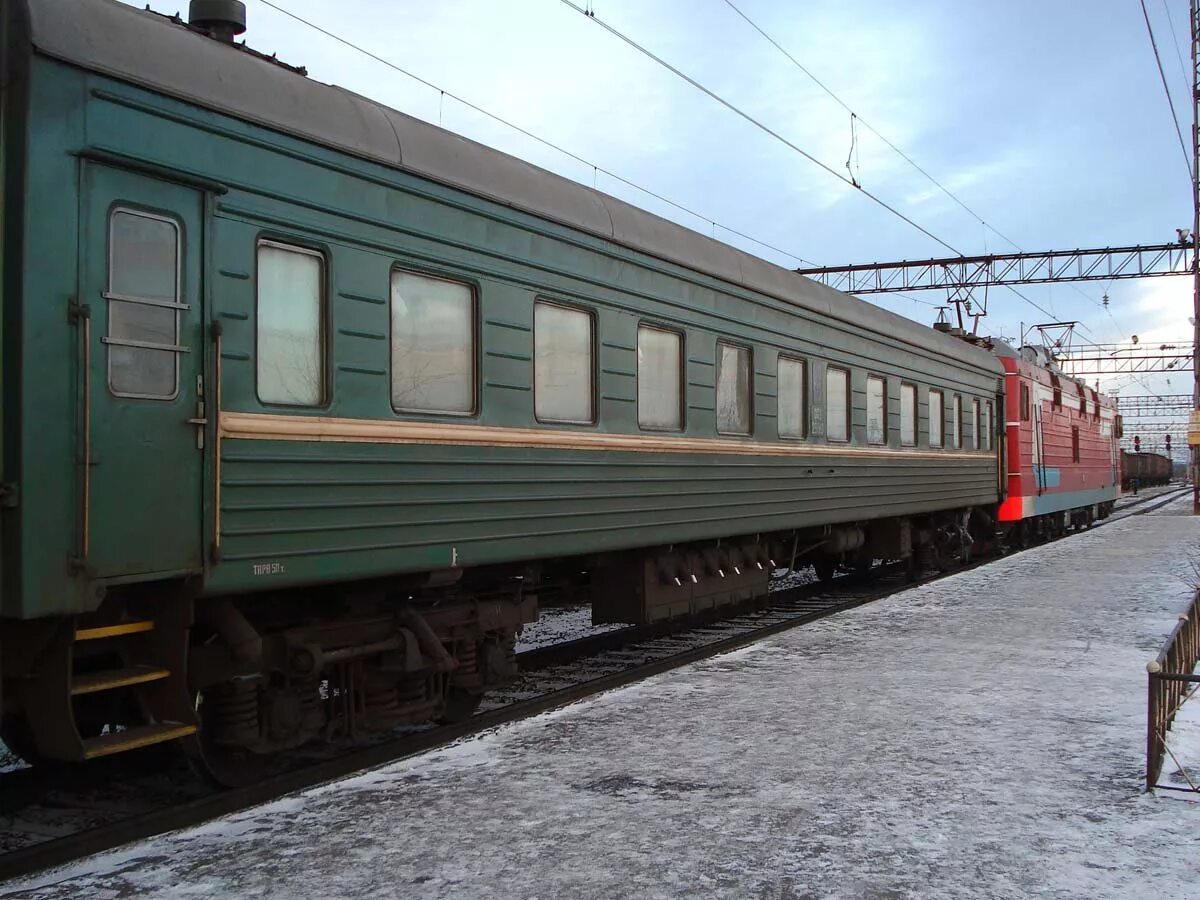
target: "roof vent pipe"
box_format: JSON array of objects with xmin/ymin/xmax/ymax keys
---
[{"xmin": 188, "ymin": 0, "xmax": 247, "ymax": 43}]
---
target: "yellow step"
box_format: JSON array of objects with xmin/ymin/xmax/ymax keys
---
[
  {"xmin": 75, "ymin": 620, "xmax": 155, "ymax": 642},
  {"xmin": 71, "ymin": 665, "xmax": 171, "ymax": 696},
  {"xmin": 81, "ymin": 722, "xmax": 198, "ymax": 759}
]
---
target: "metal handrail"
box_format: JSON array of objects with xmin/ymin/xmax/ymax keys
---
[{"xmin": 1146, "ymin": 590, "xmax": 1200, "ymax": 790}]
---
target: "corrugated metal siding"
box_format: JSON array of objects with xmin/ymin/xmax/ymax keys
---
[{"xmin": 212, "ymin": 440, "xmax": 998, "ymax": 593}]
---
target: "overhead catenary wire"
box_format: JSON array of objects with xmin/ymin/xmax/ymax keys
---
[
  {"xmin": 554, "ymin": 0, "xmax": 962, "ymax": 256},
  {"xmin": 718, "ymin": 0, "xmax": 1122, "ymax": 341},
  {"xmin": 718, "ymin": 0, "xmax": 1025, "ymax": 254},
  {"xmin": 1158, "ymin": 0, "xmax": 1193, "ymax": 97},
  {"xmin": 258, "ymin": 0, "xmax": 1099, "ymax": 341},
  {"xmin": 255, "ymin": 0, "xmax": 822, "ymax": 268},
  {"xmin": 1139, "ymin": 0, "xmax": 1194, "ymax": 183}
]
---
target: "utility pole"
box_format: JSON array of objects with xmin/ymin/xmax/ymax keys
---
[{"xmin": 1192, "ymin": 0, "xmax": 1200, "ymax": 514}]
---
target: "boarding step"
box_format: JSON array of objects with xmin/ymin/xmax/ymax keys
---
[
  {"xmin": 81, "ymin": 722, "xmax": 198, "ymax": 760},
  {"xmin": 70, "ymin": 665, "xmax": 171, "ymax": 696},
  {"xmin": 74, "ymin": 620, "xmax": 155, "ymax": 642}
]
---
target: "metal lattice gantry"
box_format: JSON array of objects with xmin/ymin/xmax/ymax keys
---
[
  {"xmin": 1054, "ymin": 341, "xmax": 1196, "ymax": 376},
  {"xmin": 1116, "ymin": 393, "xmax": 1195, "ymax": 414},
  {"xmin": 795, "ymin": 241, "xmax": 1194, "ymax": 294}
]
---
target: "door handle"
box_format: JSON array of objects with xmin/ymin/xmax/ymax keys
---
[{"xmin": 189, "ymin": 395, "xmax": 207, "ymax": 449}]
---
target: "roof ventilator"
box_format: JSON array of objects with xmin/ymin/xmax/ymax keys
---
[{"xmin": 188, "ymin": 0, "xmax": 246, "ymax": 43}]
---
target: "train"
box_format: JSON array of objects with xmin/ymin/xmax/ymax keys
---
[
  {"xmin": 1121, "ymin": 451, "xmax": 1173, "ymax": 491},
  {"xmin": 0, "ymin": 0, "xmax": 1121, "ymax": 784}
]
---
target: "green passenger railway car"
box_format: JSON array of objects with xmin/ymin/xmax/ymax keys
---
[{"xmin": 0, "ymin": 0, "xmax": 1003, "ymax": 782}]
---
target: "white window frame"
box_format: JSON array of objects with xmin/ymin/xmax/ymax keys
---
[
  {"xmin": 636, "ymin": 323, "xmax": 684, "ymax": 432},
  {"xmin": 777, "ymin": 355, "xmax": 807, "ymax": 440},
  {"xmin": 389, "ymin": 268, "xmax": 477, "ymax": 416},
  {"xmin": 826, "ymin": 365, "xmax": 851, "ymax": 443},
  {"xmin": 106, "ymin": 207, "xmax": 184, "ymax": 401},
  {"xmin": 533, "ymin": 299, "xmax": 595, "ymax": 425},
  {"xmin": 866, "ymin": 374, "xmax": 887, "ymax": 445},
  {"xmin": 715, "ymin": 340, "xmax": 753, "ymax": 436},
  {"xmin": 900, "ymin": 382, "xmax": 917, "ymax": 447},
  {"xmin": 929, "ymin": 389, "xmax": 944, "ymax": 448},
  {"xmin": 256, "ymin": 239, "xmax": 327, "ymax": 407}
]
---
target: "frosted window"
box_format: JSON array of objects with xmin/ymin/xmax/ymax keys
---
[
  {"xmin": 953, "ymin": 395, "xmax": 963, "ymax": 448},
  {"xmin": 867, "ymin": 375, "xmax": 886, "ymax": 444},
  {"xmin": 715, "ymin": 343, "xmax": 752, "ymax": 435},
  {"xmin": 900, "ymin": 383, "xmax": 917, "ymax": 447},
  {"xmin": 972, "ymin": 399, "xmax": 981, "ymax": 450},
  {"xmin": 637, "ymin": 325, "xmax": 682, "ymax": 431},
  {"xmin": 391, "ymin": 271, "xmax": 475, "ymax": 414},
  {"xmin": 826, "ymin": 366, "xmax": 849, "ymax": 442},
  {"xmin": 257, "ymin": 243, "xmax": 324, "ymax": 406},
  {"xmin": 107, "ymin": 209, "xmax": 180, "ymax": 398},
  {"xmin": 929, "ymin": 390, "xmax": 944, "ymax": 447},
  {"xmin": 778, "ymin": 357, "xmax": 806, "ymax": 439},
  {"xmin": 535, "ymin": 301, "xmax": 593, "ymax": 423}
]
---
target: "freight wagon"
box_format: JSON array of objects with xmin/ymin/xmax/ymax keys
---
[{"xmin": 1121, "ymin": 451, "xmax": 1173, "ymax": 491}]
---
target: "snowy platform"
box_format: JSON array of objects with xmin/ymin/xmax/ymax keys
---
[{"xmin": 8, "ymin": 498, "xmax": 1200, "ymax": 899}]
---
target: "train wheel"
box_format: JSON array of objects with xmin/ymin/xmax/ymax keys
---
[{"xmin": 184, "ymin": 683, "xmax": 277, "ymax": 789}]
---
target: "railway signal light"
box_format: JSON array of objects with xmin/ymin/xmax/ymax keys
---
[
  {"xmin": 1134, "ymin": 435, "xmax": 1141, "ymax": 451},
  {"xmin": 1166, "ymin": 435, "xmax": 1172, "ymax": 452}
]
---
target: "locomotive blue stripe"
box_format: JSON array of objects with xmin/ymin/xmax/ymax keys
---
[{"xmin": 1029, "ymin": 486, "xmax": 1120, "ymax": 517}]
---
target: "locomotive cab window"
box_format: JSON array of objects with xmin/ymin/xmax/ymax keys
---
[
  {"xmin": 716, "ymin": 341, "xmax": 752, "ymax": 435},
  {"xmin": 534, "ymin": 300, "xmax": 594, "ymax": 424},
  {"xmin": 826, "ymin": 366, "xmax": 850, "ymax": 442},
  {"xmin": 777, "ymin": 356, "xmax": 807, "ymax": 439},
  {"xmin": 390, "ymin": 270, "xmax": 476, "ymax": 415},
  {"xmin": 257, "ymin": 241, "xmax": 326, "ymax": 406},
  {"xmin": 900, "ymin": 383, "xmax": 917, "ymax": 447},
  {"xmin": 972, "ymin": 398, "xmax": 981, "ymax": 450},
  {"xmin": 637, "ymin": 324, "xmax": 683, "ymax": 431},
  {"xmin": 866, "ymin": 375, "xmax": 887, "ymax": 445},
  {"xmin": 928, "ymin": 389, "xmax": 944, "ymax": 448},
  {"xmin": 106, "ymin": 208, "xmax": 183, "ymax": 399}
]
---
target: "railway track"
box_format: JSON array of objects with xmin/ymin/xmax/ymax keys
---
[{"xmin": 0, "ymin": 484, "xmax": 1192, "ymax": 884}]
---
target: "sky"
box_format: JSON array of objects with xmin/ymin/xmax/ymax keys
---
[{"xmin": 124, "ymin": 0, "xmax": 1197, "ymax": 434}]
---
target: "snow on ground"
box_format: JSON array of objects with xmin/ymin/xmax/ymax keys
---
[
  {"xmin": 7, "ymin": 497, "xmax": 1200, "ymax": 899},
  {"xmin": 515, "ymin": 603, "xmax": 625, "ymax": 652}
]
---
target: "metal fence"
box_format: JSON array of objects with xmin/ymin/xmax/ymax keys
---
[{"xmin": 1146, "ymin": 590, "xmax": 1200, "ymax": 791}]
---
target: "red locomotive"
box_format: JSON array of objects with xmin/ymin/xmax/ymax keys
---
[{"xmin": 994, "ymin": 344, "xmax": 1120, "ymax": 542}]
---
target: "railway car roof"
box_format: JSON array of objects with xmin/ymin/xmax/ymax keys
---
[{"xmin": 23, "ymin": 0, "xmax": 1000, "ymax": 373}]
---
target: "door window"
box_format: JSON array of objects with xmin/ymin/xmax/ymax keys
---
[{"xmin": 106, "ymin": 208, "xmax": 183, "ymax": 399}]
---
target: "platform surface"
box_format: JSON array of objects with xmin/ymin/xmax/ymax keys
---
[{"xmin": 7, "ymin": 497, "xmax": 1200, "ymax": 899}]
